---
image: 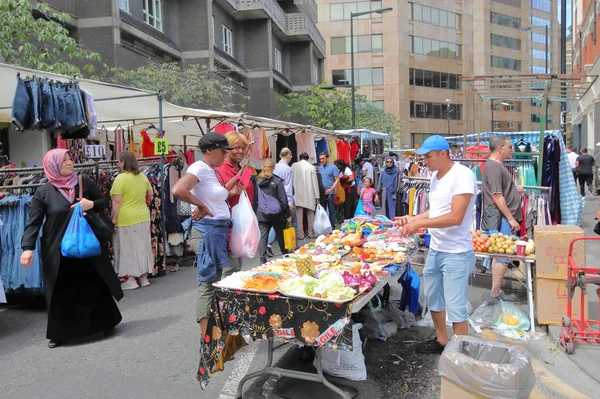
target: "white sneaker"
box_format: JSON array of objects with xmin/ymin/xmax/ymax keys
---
[
  {"xmin": 139, "ymin": 275, "xmax": 150, "ymax": 287},
  {"xmin": 121, "ymin": 278, "xmax": 139, "ymax": 290}
]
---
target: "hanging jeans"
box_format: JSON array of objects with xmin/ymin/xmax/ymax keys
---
[{"xmin": 11, "ymin": 75, "xmax": 31, "ymax": 131}]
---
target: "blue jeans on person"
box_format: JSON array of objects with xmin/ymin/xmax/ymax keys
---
[
  {"xmin": 326, "ymin": 192, "xmax": 336, "ymax": 228},
  {"xmin": 193, "ymin": 218, "xmax": 232, "ymax": 283},
  {"xmin": 423, "ymin": 249, "xmax": 475, "ymax": 323},
  {"xmin": 483, "ymin": 217, "xmax": 513, "ymax": 270}
]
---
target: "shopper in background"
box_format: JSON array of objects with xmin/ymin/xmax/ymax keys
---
[
  {"xmin": 361, "ymin": 157, "xmax": 374, "ymax": 181},
  {"xmin": 576, "ymin": 148, "xmax": 596, "ymax": 196},
  {"xmin": 292, "ymin": 152, "xmax": 320, "ymax": 240},
  {"xmin": 318, "ymin": 152, "xmax": 340, "ymax": 228},
  {"xmin": 111, "ymin": 151, "xmax": 154, "ymax": 290},
  {"xmin": 21, "ymin": 149, "xmax": 123, "ymax": 348},
  {"xmin": 255, "ymin": 159, "xmax": 291, "ymax": 264},
  {"xmin": 359, "ymin": 177, "xmax": 378, "ymax": 216},
  {"xmin": 213, "ymin": 131, "xmax": 253, "ymax": 279},
  {"xmin": 335, "ymin": 159, "xmax": 357, "ymax": 220},
  {"xmin": 397, "ymin": 135, "xmax": 477, "ymax": 354},
  {"xmin": 481, "ymin": 137, "xmax": 524, "ymax": 301},
  {"xmin": 378, "ymin": 157, "xmax": 399, "ymax": 219},
  {"xmin": 274, "ymin": 147, "xmax": 296, "ymax": 242},
  {"xmin": 171, "ymin": 132, "xmax": 241, "ymax": 337},
  {"xmin": 567, "ymin": 147, "xmax": 579, "ymax": 182}
]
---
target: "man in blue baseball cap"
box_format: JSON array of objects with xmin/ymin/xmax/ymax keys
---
[{"xmin": 397, "ymin": 134, "xmax": 477, "ymax": 354}]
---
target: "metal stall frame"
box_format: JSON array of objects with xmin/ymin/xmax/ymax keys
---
[{"xmin": 461, "ymin": 74, "xmax": 597, "ymax": 184}]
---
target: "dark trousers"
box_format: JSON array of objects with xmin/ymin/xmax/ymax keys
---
[
  {"xmin": 326, "ymin": 193, "xmax": 336, "ymax": 228},
  {"xmin": 579, "ymin": 173, "xmax": 593, "ymax": 196},
  {"xmin": 259, "ymin": 221, "xmax": 286, "ymax": 264},
  {"xmin": 343, "ymin": 186, "xmax": 358, "ymax": 220}
]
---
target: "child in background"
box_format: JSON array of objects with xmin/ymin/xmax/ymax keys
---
[{"xmin": 359, "ymin": 177, "xmax": 378, "ymax": 215}]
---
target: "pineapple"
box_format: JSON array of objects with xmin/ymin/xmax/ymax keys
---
[{"xmin": 295, "ymin": 256, "xmax": 315, "ymax": 277}]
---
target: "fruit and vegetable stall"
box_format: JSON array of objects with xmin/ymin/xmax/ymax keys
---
[{"xmin": 197, "ymin": 217, "xmax": 417, "ymax": 398}]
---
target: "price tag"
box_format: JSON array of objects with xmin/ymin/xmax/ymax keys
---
[
  {"xmin": 154, "ymin": 138, "xmax": 168, "ymax": 155},
  {"xmin": 84, "ymin": 144, "xmax": 106, "ymax": 159}
]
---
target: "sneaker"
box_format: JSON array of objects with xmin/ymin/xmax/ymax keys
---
[
  {"xmin": 415, "ymin": 338, "xmax": 446, "ymax": 354},
  {"xmin": 139, "ymin": 276, "xmax": 150, "ymax": 287},
  {"xmin": 266, "ymin": 247, "xmax": 275, "ymax": 258},
  {"xmin": 121, "ymin": 278, "xmax": 139, "ymax": 290}
]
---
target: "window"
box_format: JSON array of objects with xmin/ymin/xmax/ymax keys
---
[
  {"xmin": 409, "ymin": 36, "xmax": 461, "ymax": 60},
  {"xmin": 493, "ymin": 101, "xmax": 521, "ymax": 112},
  {"xmin": 411, "ymin": 69, "xmax": 461, "ymax": 90},
  {"xmin": 491, "ymin": 34, "xmax": 521, "ymax": 50},
  {"xmin": 531, "ymin": 65, "xmax": 550, "ymax": 73},
  {"xmin": 490, "ymin": 12, "xmax": 520, "ymax": 29},
  {"xmin": 531, "ymin": 114, "xmax": 553, "ymax": 123},
  {"xmin": 493, "ymin": 121, "xmax": 502, "ymax": 130},
  {"xmin": 329, "ymin": 2, "xmax": 384, "ymax": 21},
  {"xmin": 531, "ymin": 99, "xmax": 551, "ymax": 107},
  {"xmin": 410, "ymin": 101, "xmax": 462, "ymax": 120},
  {"xmin": 531, "ymin": 49, "xmax": 551, "ymax": 60},
  {"xmin": 313, "ymin": 61, "xmax": 319, "ymax": 85},
  {"xmin": 491, "ymin": 55, "xmax": 521, "ymax": 71},
  {"xmin": 368, "ymin": 101, "xmax": 384, "ymax": 110},
  {"xmin": 492, "ymin": 0, "xmax": 521, "ymax": 8},
  {"xmin": 330, "ymin": 34, "xmax": 383, "ymax": 54},
  {"xmin": 531, "ymin": 0, "xmax": 552, "ymax": 13},
  {"xmin": 531, "ymin": 32, "xmax": 551, "ymax": 45},
  {"xmin": 143, "ymin": 0, "xmax": 162, "ymax": 31},
  {"xmin": 222, "ymin": 25, "xmax": 233, "ymax": 56},
  {"xmin": 531, "ymin": 16, "xmax": 551, "ymax": 28},
  {"xmin": 118, "ymin": 0, "xmax": 129, "ymax": 12},
  {"xmin": 332, "ymin": 68, "xmax": 383, "ymax": 86},
  {"xmin": 274, "ymin": 48, "xmax": 282, "ymax": 73},
  {"xmin": 212, "ymin": 16, "xmax": 216, "ymax": 46},
  {"xmin": 410, "ymin": 3, "xmax": 461, "ymax": 29}
]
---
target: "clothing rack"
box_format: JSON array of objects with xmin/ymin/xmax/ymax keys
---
[
  {"xmin": 0, "ymin": 183, "xmax": 44, "ymax": 190},
  {"xmin": 400, "ymin": 176, "xmax": 551, "ymax": 192}
]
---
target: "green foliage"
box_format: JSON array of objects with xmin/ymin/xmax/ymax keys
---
[
  {"xmin": 278, "ymin": 86, "xmax": 402, "ymax": 142},
  {"xmin": 0, "ymin": 0, "xmax": 102, "ymax": 76},
  {"xmin": 105, "ymin": 62, "xmax": 248, "ymax": 112}
]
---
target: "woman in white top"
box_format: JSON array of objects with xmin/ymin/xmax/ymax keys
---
[
  {"xmin": 335, "ymin": 160, "xmax": 357, "ymax": 220},
  {"xmin": 171, "ymin": 133, "xmax": 242, "ymax": 336}
]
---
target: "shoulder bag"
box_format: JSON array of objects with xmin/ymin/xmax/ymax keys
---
[{"xmin": 78, "ymin": 175, "xmax": 115, "ymax": 243}]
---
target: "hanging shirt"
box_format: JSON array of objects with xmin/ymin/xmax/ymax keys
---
[
  {"xmin": 337, "ymin": 140, "xmax": 351, "ymax": 164},
  {"xmin": 314, "ymin": 138, "xmax": 328, "ymax": 157},
  {"xmin": 140, "ymin": 130, "xmax": 155, "ymax": 158},
  {"xmin": 350, "ymin": 140, "xmax": 360, "ymax": 160},
  {"xmin": 428, "ymin": 164, "xmax": 477, "ymax": 253},
  {"xmin": 327, "ymin": 139, "xmax": 338, "ymax": 160},
  {"xmin": 297, "ymin": 131, "xmax": 317, "ymax": 164}
]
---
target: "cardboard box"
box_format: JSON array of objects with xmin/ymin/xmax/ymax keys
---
[
  {"xmin": 440, "ymin": 377, "xmax": 484, "ymax": 399},
  {"xmin": 533, "ymin": 225, "xmax": 586, "ymax": 280},
  {"xmin": 535, "ymin": 278, "xmax": 588, "ymax": 325}
]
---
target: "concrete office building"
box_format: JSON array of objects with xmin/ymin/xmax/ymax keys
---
[
  {"xmin": 316, "ymin": 0, "xmax": 562, "ymax": 147},
  {"xmin": 42, "ymin": 0, "xmax": 325, "ymax": 118}
]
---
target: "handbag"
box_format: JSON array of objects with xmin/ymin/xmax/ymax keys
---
[
  {"xmin": 78, "ymin": 175, "xmax": 114, "ymax": 243},
  {"xmin": 283, "ymin": 221, "xmax": 296, "ymax": 250},
  {"xmin": 177, "ymin": 198, "xmax": 192, "ymax": 217}
]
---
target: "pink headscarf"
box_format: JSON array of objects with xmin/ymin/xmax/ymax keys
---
[{"xmin": 43, "ymin": 149, "xmax": 78, "ymax": 202}]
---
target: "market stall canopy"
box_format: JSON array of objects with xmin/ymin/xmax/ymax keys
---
[
  {"xmin": 0, "ymin": 63, "xmax": 242, "ymax": 126},
  {"xmin": 335, "ymin": 129, "xmax": 391, "ymax": 141}
]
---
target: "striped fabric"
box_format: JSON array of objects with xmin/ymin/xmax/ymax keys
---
[
  {"xmin": 553, "ymin": 131, "xmax": 584, "ymax": 225},
  {"xmin": 445, "ymin": 130, "xmax": 583, "ymax": 226}
]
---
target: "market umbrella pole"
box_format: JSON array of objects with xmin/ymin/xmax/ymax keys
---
[{"xmin": 158, "ymin": 91, "xmax": 167, "ymax": 272}]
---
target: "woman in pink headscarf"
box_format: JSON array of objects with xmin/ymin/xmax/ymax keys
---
[{"xmin": 20, "ymin": 149, "xmax": 123, "ymax": 349}]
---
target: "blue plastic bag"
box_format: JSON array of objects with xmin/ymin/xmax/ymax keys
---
[
  {"xmin": 61, "ymin": 203, "xmax": 102, "ymax": 258},
  {"xmin": 399, "ymin": 263, "xmax": 421, "ymax": 315},
  {"xmin": 354, "ymin": 198, "xmax": 368, "ymax": 217}
]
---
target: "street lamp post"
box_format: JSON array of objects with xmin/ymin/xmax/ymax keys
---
[
  {"xmin": 350, "ymin": 7, "xmax": 392, "ymax": 128},
  {"xmin": 446, "ymin": 99, "xmax": 452, "ymax": 135}
]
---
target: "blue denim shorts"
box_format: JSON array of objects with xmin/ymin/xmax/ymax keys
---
[{"xmin": 424, "ymin": 249, "xmax": 475, "ymax": 323}]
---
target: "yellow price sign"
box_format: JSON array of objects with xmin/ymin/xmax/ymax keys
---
[{"xmin": 154, "ymin": 138, "xmax": 168, "ymax": 155}]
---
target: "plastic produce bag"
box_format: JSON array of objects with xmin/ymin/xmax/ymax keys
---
[
  {"xmin": 230, "ymin": 191, "xmax": 260, "ymax": 258},
  {"xmin": 313, "ymin": 204, "xmax": 332, "ymax": 236},
  {"xmin": 438, "ymin": 335, "xmax": 536, "ymax": 399},
  {"xmin": 61, "ymin": 203, "xmax": 102, "ymax": 259},
  {"xmin": 399, "ymin": 263, "xmax": 420, "ymax": 315},
  {"xmin": 283, "ymin": 222, "xmax": 296, "ymax": 250},
  {"xmin": 315, "ymin": 323, "xmax": 367, "ymax": 381}
]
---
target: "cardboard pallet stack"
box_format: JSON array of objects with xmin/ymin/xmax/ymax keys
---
[{"xmin": 533, "ymin": 225, "xmax": 589, "ymax": 325}]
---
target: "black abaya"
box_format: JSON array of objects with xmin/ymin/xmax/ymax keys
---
[{"xmin": 22, "ymin": 175, "xmax": 123, "ymax": 342}]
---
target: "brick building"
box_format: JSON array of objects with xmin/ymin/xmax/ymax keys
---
[{"xmin": 44, "ymin": 0, "xmax": 325, "ymax": 118}]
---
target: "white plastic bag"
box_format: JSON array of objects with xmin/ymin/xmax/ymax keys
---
[
  {"xmin": 313, "ymin": 204, "xmax": 332, "ymax": 236},
  {"xmin": 315, "ymin": 323, "xmax": 367, "ymax": 381},
  {"xmin": 230, "ymin": 191, "xmax": 260, "ymax": 258}
]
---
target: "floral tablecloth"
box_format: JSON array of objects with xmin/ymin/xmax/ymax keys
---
[{"xmin": 197, "ymin": 288, "xmax": 354, "ymax": 389}]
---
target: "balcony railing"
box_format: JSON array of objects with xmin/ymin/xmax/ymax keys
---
[
  {"xmin": 286, "ymin": 13, "xmax": 325, "ymax": 56},
  {"xmin": 237, "ymin": 0, "xmax": 287, "ymax": 33},
  {"xmin": 293, "ymin": 0, "xmax": 318, "ymax": 23}
]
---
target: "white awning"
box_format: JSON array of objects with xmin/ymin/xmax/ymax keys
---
[{"xmin": 335, "ymin": 129, "xmax": 390, "ymax": 141}]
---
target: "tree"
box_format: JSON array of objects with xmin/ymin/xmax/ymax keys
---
[
  {"xmin": 278, "ymin": 86, "xmax": 402, "ymax": 143},
  {"xmin": 105, "ymin": 62, "xmax": 248, "ymax": 112},
  {"xmin": 0, "ymin": 0, "xmax": 102, "ymax": 76}
]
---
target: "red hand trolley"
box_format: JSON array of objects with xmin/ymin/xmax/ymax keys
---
[{"xmin": 559, "ymin": 237, "xmax": 600, "ymax": 354}]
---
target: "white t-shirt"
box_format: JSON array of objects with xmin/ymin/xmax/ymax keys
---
[
  {"xmin": 362, "ymin": 162, "xmax": 374, "ymax": 180},
  {"xmin": 186, "ymin": 161, "xmax": 230, "ymax": 219},
  {"xmin": 567, "ymin": 152, "xmax": 578, "ymax": 169},
  {"xmin": 428, "ymin": 163, "xmax": 477, "ymax": 253}
]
